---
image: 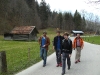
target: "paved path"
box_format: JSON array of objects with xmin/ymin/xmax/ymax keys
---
[{"xmin": 16, "ymin": 38, "xmax": 100, "ymax": 75}]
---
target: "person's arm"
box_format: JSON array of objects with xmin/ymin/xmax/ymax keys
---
[
  {"xmin": 81, "ymin": 38, "xmax": 84, "ymax": 50},
  {"xmin": 38, "ymin": 36, "xmax": 41, "ymax": 46},
  {"xmin": 53, "ymin": 37, "xmax": 55, "ymax": 50},
  {"xmin": 45, "ymin": 37, "xmax": 50, "ymax": 47},
  {"xmin": 73, "ymin": 38, "xmax": 76, "ymax": 50}
]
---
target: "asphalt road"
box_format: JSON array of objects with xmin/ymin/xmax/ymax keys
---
[{"xmin": 16, "ymin": 38, "xmax": 100, "ymax": 75}]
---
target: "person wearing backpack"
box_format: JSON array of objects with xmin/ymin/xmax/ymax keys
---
[
  {"xmin": 38, "ymin": 31, "xmax": 50, "ymax": 67},
  {"xmin": 73, "ymin": 34, "xmax": 84, "ymax": 64},
  {"xmin": 53, "ymin": 31, "xmax": 64, "ymax": 67},
  {"xmin": 61, "ymin": 33, "xmax": 72, "ymax": 75}
]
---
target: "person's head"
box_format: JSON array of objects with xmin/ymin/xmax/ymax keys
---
[
  {"xmin": 43, "ymin": 31, "xmax": 47, "ymax": 36},
  {"xmin": 77, "ymin": 34, "xmax": 80, "ymax": 38},
  {"xmin": 56, "ymin": 31, "xmax": 60, "ymax": 36},
  {"xmin": 63, "ymin": 32, "xmax": 69, "ymax": 39}
]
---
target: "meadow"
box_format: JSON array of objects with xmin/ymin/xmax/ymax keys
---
[
  {"xmin": 0, "ymin": 28, "xmax": 57, "ymax": 75},
  {"xmin": 83, "ymin": 36, "xmax": 100, "ymax": 45}
]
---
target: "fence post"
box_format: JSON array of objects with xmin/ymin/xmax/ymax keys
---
[{"xmin": 0, "ymin": 51, "xmax": 7, "ymax": 73}]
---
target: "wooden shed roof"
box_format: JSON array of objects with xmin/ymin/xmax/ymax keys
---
[
  {"xmin": 10, "ymin": 26, "xmax": 39, "ymax": 34},
  {"xmin": 72, "ymin": 30, "xmax": 84, "ymax": 33}
]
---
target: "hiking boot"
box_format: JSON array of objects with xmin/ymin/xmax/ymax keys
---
[
  {"xmin": 68, "ymin": 66, "xmax": 70, "ymax": 70},
  {"xmin": 56, "ymin": 64, "xmax": 59, "ymax": 67},
  {"xmin": 75, "ymin": 61, "xmax": 78, "ymax": 64},
  {"xmin": 59, "ymin": 63, "xmax": 62, "ymax": 67},
  {"xmin": 61, "ymin": 72, "xmax": 65, "ymax": 75},
  {"xmin": 61, "ymin": 73, "xmax": 64, "ymax": 75},
  {"xmin": 78, "ymin": 59, "xmax": 80, "ymax": 62},
  {"xmin": 43, "ymin": 64, "xmax": 46, "ymax": 67}
]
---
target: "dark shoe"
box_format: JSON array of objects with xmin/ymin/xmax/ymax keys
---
[
  {"xmin": 43, "ymin": 64, "xmax": 46, "ymax": 67},
  {"xmin": 68, "ymin": 66, "xmax": 70, "ymax": 70},
  {"xmin": 75, "ymin": 61, "xmax": 78, "ymax": 64},
  {"xmin": 56, "ymin": 64, "xmax": 59, "ymax": 67},
  {"xmin": 61, "ymin": 73, "xmax": 65, "ymax": 75}
]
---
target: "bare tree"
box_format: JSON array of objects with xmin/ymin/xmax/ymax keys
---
[{"xmin": 86, "ymin": 0, "xmax": 100, "ymax": 10}]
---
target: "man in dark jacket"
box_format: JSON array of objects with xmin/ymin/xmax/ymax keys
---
[
  {"xmin": 61, "ymin": 33, "xmax": 72, "ymax": 75},
  {"xmin": 53, "ymin": 31, "xmax": 64, "ymax": 67}
]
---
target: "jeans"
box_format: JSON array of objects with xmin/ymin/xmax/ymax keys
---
[
  {"xmin": 40, "ymin": 47, "xmax": 47, "ymax": 65},
  {"xmin": 56, "ymin": 50, "xmax": 61, "ymax": 64},
  {"xmin": 62, "ymin": 52, "xmax": 71, "ymax": 73}
]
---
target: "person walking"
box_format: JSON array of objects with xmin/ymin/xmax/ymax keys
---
[
  {"xmin": 61, "ymin": 33, "xmax": 72, "ymax": 75},
  {"xmin": 53, "ymin": 31, "xmax": 64, "ymax": 67},
  {"xmin": 38, "ymin": 31, "xmax": 50, "ymax": 67},
  {"xmin": 73, "ymin": 34, "xmax": 84, "ymax": 64}
]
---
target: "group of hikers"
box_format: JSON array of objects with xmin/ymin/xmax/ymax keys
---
[{"xmin": 38, "ymin": 30, "xmax": 84, "ymax": 75}]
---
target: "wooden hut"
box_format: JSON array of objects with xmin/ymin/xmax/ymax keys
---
[
  {"xmin": 71, "ymin": 30, "xmax": 84, "ymax": 36},
  {"xmin": 4, "ymin": 26, "xmax": 39, "ymax": 41}
]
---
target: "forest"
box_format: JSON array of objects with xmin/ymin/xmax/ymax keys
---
[{"xmin": 0, "ymin": 0, "xmax": 100, "ymax": 34}]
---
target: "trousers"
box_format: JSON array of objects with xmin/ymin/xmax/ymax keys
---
[
  {"xmin": 75, "ymin": 47, "xmax": 81, "ymax": 61},
  {"xmin": 62, "ymin": 52, "xmax": 71, "ymax": 73},
  {"xmin": 40, "ymin": 47, "xmax": 47, "ymax": 65},
  {"xmin": 56, "ymin": 50, "xmax": 61, "ymax": 64}
]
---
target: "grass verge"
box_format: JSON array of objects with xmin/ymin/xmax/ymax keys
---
[
  {"xmin": 83, "ymin": 36, "xmax": 100, "ymax": 45},
  {"xmin": 0, "ymin": 28, "xmax": 57, "ymax": 75}
]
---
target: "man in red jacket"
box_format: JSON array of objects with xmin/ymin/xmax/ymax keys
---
[{"xmin": 73, "ymin": 34, "xmax": 84, "ymax": 64}]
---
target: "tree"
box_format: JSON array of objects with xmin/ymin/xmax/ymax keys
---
[
  {"xmin": 51, "ymin": 11, "xmax": 58, "ymax": 28},
  {"xmin": 81, "ymin": 16, "xmax": 86, "ymax": 31},
  {"xmin": 35, "ymin": 0, "xmax": 40, "ymax": 15},
  {"xmin": 73, "ymin": 10, "xmax": 82, "ymax": 30},
  {"xmin": 87, "ymin": 0, "xmax": 100, "ymax": 10},
  {"xmin": 0, "ymin": 0, "xmax": 9, "ymax": 34},
  {"xmin": 39, "ymin": 0, "xmax": 51, "ymax": 28},
  {"xmin": 64, "ymin": 12, "xmax": 74, "ymax": 30},
  {"xmin": 57, "ymin": 12, "xmax": 63, "ymax": 29}
]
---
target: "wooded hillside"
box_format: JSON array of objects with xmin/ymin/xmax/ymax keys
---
[{"xmin": 0, "ymin": 0, "xmax": 100, "ymax": 34}]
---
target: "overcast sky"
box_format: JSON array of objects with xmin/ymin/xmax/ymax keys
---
[{"xmin": 37, "ymin": 0, "xmax": 100, "ymax": 17}]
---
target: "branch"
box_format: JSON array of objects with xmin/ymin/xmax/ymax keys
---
[{"xmin": 87, "ymin": 0, "xmax": 100, "ymax": 4}]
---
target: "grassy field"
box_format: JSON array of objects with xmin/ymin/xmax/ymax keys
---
[
  {"xmin": 83, "ymin": 36, "xmax": 100, "ymax": 45},
  {"xmin": 0, "ymin": 28, "xmax": 58, "ymax": 75}
]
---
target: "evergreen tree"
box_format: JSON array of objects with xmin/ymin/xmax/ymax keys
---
[
  {"xmin": 63, "ymin": 12, "xmax": 74, "ymax": 30},
  {"xmin": 0, "ymin": 0, "xmax": 9, "ymax": 34},
  {"xmin": 35, "ymin": 0, "xmax": 40, "ymax": 15},
  {"xmin": 57, "ymin": 12, "xmax": 63, "ymax": 29},
  {"xmin": 73, "ymin": 10, "xmax": 82, "ymax": 30},
  {"xmin": 81, "ymin": 16, "xmax": 86, "ymax": 31},
  {"xmin": 39, "ymin": 0, "xmax": 50, "ymax": 28},
  {"xmin": 52, "ymin": 11, "xmax": 58, "ymax": 28}
]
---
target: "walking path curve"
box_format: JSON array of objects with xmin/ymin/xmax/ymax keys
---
[{"xmin": 16, "ymin": 37, "xmax": 100, "ymax": 75}]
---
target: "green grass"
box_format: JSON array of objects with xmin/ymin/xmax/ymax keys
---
[
  {"xmin": 83, "ymin": 36, "xmax": 100, "ymax": 45},
  {"xmin": 0, "ymin": 28, "xmax": 57, "ymax": 75}
]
